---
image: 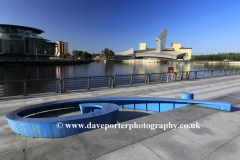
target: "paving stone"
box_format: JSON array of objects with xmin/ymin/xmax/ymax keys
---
[
  {"xmin": 176, "ymin": 121, "xmax": 234, "ymax": 150},
  {"xmin": 0, "ymin": 133, "xmax": 27, "ymax": 154},
  {"xmin": 195, "ymin": 113, "xmax": 240, "ymax": 137},
  {"xmin": 96, "ymin": 143, "xmax": 162, "ymax": 160},
  {"xmin": 78, "ymin": 126, "xmax": 139, "ymax": 158},
  {"xmin": 141, "ymin": 130, "xmax": 214, "ymax": 160},
  {"xmin": 203, "ymin": 134, "xmax": 240, "ymax": 160},
  {"xmin": 0, "ymin": 149, "xmax": 25, "ymax": 160},
  {"xmin": 26, "ymin": 135, "xmax": 92, "ymax": 160}
]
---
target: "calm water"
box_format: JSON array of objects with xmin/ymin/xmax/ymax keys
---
[{"xmin": 0, "ymin": 62, "xmax": 240, "ymax": 81}]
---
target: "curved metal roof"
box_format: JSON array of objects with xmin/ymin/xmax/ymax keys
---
[
  {"xmin": 0, "ymin": 24, "xmax": 44, "ymax": 34},
  {"xmin": 157, "ymin": 29, "xmax": 167, "ymax": 40}
]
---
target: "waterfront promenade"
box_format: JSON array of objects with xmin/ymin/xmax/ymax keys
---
[{"xmin": 0, "ymin": 75, "xmax": 240, "ymax": 160}]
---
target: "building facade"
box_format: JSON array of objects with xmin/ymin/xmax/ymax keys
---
[
  {"xmin": 115, "ymin": 29, "xmax": 191, "ymax": 60},
  {"xmin": 171, "ymin": 43, "xmax": 192, "ymax": 60},
  {"xmin": 139, "ymin": 42, "xmax": 147, "ymax": 50},
  {"xmin": 0, "ymin": 24, "xmax": 56, "ymax": 60},
  {"xmin": 55, "ymin": 41, "xmax": 68, "ymax": 57}
]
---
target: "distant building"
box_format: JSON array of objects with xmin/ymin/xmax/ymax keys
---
[
  {"xmin": 95, "ymin": 54, "xmax": 102, "ymax": 59},
  {"xmin": 115, "ymin": 29, "xmax": 192, "ymax": 60},
  {"xmin": 171, "ymin": 43, "xmax": 192, "ymax": 60},
  {"xmin": 55, "ymin": 41, "xmax": 68, "ymax": 57},
  {"xmin": 0, "ymin": 24, "xmax": 56, "ymax": 60},
  {"xmin": 139, "ymin": 42, "xmax": 146, "ymax": 50}
]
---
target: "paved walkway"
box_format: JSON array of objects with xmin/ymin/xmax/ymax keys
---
[{"xmin": 0, "ymin": 75, "xmax": 240, "ymax": 160}]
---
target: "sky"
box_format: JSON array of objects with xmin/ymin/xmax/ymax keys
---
[{"xmin": 0, "ymin": 0, "xmax": 240, "ymax": 55}]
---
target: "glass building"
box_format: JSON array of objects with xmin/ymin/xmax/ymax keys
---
[{"xmin": 0, "ymin": 24, "xmax": 56, "ymax": 60}]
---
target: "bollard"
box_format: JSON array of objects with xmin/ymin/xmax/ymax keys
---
[
  {"xmin": 161, "ymin": 73, "xmax": 164, "ymax": 82},
  {"xmin": 202, "ymin": 71, "xmax": 205, "ymax": 78}
]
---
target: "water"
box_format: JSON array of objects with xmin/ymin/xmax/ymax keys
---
[{"xmin": 0, "ymin": 62, "xmax": 240, "ymax": 81}]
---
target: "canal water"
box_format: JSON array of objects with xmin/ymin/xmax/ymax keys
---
[{"xmin": 0, "ymin": 62, "xmax": 240, "ymax": 81}]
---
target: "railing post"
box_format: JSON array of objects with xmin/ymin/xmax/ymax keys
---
[
  {"xmin": 112, "ymin": 75, "xmax": 115, "ymax": 87},
  {"xmin": 130, "ymin": 75, "xmax": 133, "ymax": 85},
  {"xmin": 87, "ymin": 77, "xmax": 90, "ymax": 90},
  {"xmin": 211, "ymin": 70, "xmax": 213, "ymax": 77},
  {"xmin": 148, "ymin": 73, "xmax": 151, "ymax": 84},
  {"xmin": 202, "ymin": 71, "xmax": 205, "ymax": 78},
  {"xmin": 186, "ymin": 72, "xmax": 188, "ymax": 79},
  {"xmin": 145, "ymin": 74, "xmax": 148, "ymax": 84},
  {"xmin": 62, "ymin": 78, "xmax": 65, "ymax": 93},
  {"xmin": 161, "ymin": 73, "xmax": 164, "ymax": 82},
  {"xmin": 56, "ymin": 79, "xmax": 58, "ymax": 93},
  {"xmin": 217, "ymin": 70, "xmax": 219, "ymax": 76},
  {"xmin": 24, "ymin": 81, "xmax": 27, "ymax": 96},
  {"xmin": 174, "ymin": 72, "xmax": 177, "ymax": 81},
  {"xmin": 180, "ymin": 72, "xmax": 183, "ymax": 80},
  {"xmin": 108, "ymin": 76, "xmax": 111, "ymax": 87},
  {"xmin": 195, "ymin": 71, "xmax": 197, "ymax": 79},
  {"xmin": 59, "ymin": 79, "xmax": 62, "ymax": 93},
  {"xmin": 234, "ymin": 69, "xmax": 236, "ymax": 75},
  {"xmin": 228, "ymin": 69, "xmax": 230, "ymax": 75},
  {"xmin": 238, "ymin": 69, "xmax": 240, "ymax": 74},
  {"xmin": 223, "ymin": 69, "xmax": 226, "ymax": 76}
]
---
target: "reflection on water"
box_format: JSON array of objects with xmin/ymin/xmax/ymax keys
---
[{"xmin": 0, "ymin": 62, "xmax": 240, "ymax": 81}]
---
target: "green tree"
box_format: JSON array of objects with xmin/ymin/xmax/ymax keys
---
[
  {"xmin": 92, "ymin": 53, "xmax": 95, "ymax": 58},
  {"xmin": 80, "ymin": 51, "xmax": 92, "ymax": 59},
  {"xmin": 101, "ymin": 48, "xmax": 115, "ymax": 59},
  {"xmin": 61, "ymin": 51, "xmax": 66, "ymax": 59},
  {"xmin": 72, "ymin": 50, "xmax": 83, "ymax": 59}
]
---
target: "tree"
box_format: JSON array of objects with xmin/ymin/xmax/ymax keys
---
[
  {"xmin": 80, "ymin": 51, "xmax": 92, "ymax": 59},
  {"xmin": 109, "ymin": 50, "xmax": 114, "ymax": 59},
  {"xmin": 101, "ymin": 48, "xmax": 115, "ymax": 59},
  {"xmin": 92, "ymin": 53, "xmax": 95, "ymax": 58},
  {"xmin": 72, "ymin": 50, "xmax": 83, "ymax": 59},
  {"xmin": 61, "ymin": 53, "xmax": 66, "ymax": 58},
  {"xmin": 61, "ymin": 51, "xmax": 66, "ymax": 59}
]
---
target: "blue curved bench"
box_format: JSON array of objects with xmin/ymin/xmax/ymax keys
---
[{"xmin": 6, "ymin": 97, "xmax": 231, "ymax": 138}]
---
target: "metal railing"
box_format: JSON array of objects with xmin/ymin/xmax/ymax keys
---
[
  {"xmin": 0, "ymin": 78, "xmax": 59, "ymax": 97},
  {"xmin": 0, "ymin": 68, "xmax": 240, "ymax": 97}
]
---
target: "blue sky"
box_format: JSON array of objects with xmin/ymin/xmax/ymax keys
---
[{"xmin": 1, "ymin": 0, "xmax": 240, "ymax": 55}]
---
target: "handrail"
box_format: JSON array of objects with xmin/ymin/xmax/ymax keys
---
[{"xmin": 0, "ymin": 68, "xmax": 240, "ymax": 97}]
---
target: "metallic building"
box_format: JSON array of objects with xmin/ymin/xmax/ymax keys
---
[
  {"xmin": 115, "ymin": 29, "xmax": 192, "ymax": 60},
  {"xmin": 55, "ymin": 41, "xmax": 68, "ymax": 57},
  {"xmin": 0, "ymin": 24, "xmax": 56, "ymax": 60}
]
